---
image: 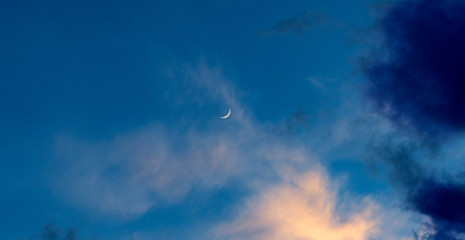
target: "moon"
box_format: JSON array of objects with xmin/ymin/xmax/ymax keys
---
[{"xmin": 220, "ymin": 108, "xmax": 231, "ymax": 119}]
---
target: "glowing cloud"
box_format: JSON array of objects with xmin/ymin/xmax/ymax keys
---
[{"xmin": 216, "ymin": 169, "xmax": 379, "ymax": 240}]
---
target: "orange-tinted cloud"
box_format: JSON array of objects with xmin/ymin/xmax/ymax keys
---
[{"xmin": 216, "ymin": 169, "xmax": 379, "ymax": 240}]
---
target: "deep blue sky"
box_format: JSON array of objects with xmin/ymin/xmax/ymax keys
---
[{"xmin": 4, "ymin": 0, "xmax": 463, "ymax": 239}]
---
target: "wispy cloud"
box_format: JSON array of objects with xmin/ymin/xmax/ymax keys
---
[
  {"xmin": 272, "ymin": 110, "xmax": 312, "ymax": 136},
  {"xmin": 259, "ymin": 12, "xmax": 331, "ymax": 38},
  {"xmin": 50, "ymin": 60, "xmax": 316, "ymax": 219},
  {"xmin": 27, "ymin": 224, "xmax": 95, "ymax": 240}
]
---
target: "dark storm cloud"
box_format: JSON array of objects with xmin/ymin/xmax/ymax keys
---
[
  {"xmin": 369, "ymin": 140, "xmax": 465, "ymax": 240},
  {"xmin": 363, "ymin": 0, "xmax": 465, "ymax": 139},
  {"xmin": 26, "ymin": 225, "xmax": 95, "ymax": 240},
  {"xmin": 260, "ymin": 12, "xmax": 330, "ymax": 37}
]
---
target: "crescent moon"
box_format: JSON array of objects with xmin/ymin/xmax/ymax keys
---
[{"xmin": 220, "ymin": 108, "xmax": 231, "ymax": 119}]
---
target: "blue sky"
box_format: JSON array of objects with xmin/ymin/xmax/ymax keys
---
[{"xmin": 2, "ymin": 0, "xmax": 465, "ymax": 239}]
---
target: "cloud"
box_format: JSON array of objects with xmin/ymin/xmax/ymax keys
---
[
  {"xmin": 214, "ymin": 168, "xmax": 380, "ymax": 240},
  {"xmin": 361, "ymin": 1, "xmax": 465, "ymax": 238},
  {"xmin": 260, "ymin": 12, "xmax": 330, "ymax": 37},
  {"xmin": 27, "ymin": 225, "xmax": 95, "ymax": 240},
  {"xmin": 369, "ymin": 139, "xmax": 465, "ymax": 240},
  {"xmin": 362, "ymin": 0, "xmax": 465, "ymax": 139},
  {"xmin": 49, "ymin": 60, "xmax": 416, "ymax": 239},
  {"xmin": 410, "ymin": 179, "xmax": 465, "ymax": 240},
  {"xmin": 50, "ymin": 61, "xmax": 316, "ymax": 219},
  {"xmin": 272, "ymin": 110, "xmax": 312, "ymax": 136},
  {"xmin": 367, "ymin": 138, "xmax": 425, "ymax": 189}
]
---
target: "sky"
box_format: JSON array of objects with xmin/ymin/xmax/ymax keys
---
[{"xmin": 2, "ymin": 0, "xmax": 465, "ymax": 239}]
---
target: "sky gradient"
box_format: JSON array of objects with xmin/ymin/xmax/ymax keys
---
[{"xmin": 2, "ymin": 0, "xmax": 465, "ymax": 239}]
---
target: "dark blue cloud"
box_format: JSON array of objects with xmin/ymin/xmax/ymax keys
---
[
  {"xmin": 410, "ymin": 179, "xmax": 465, "ymax": 240},
  {"xmin": 364, "ymin": 0, "xmax": 465, "ymax": 138},
  {"xmin": 369, "ymin": 140, "xmax": 465, "ymax": 240},
  {"xmin": 364, "ymin": 1, "xmax": 465, "ymax": 237}
]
